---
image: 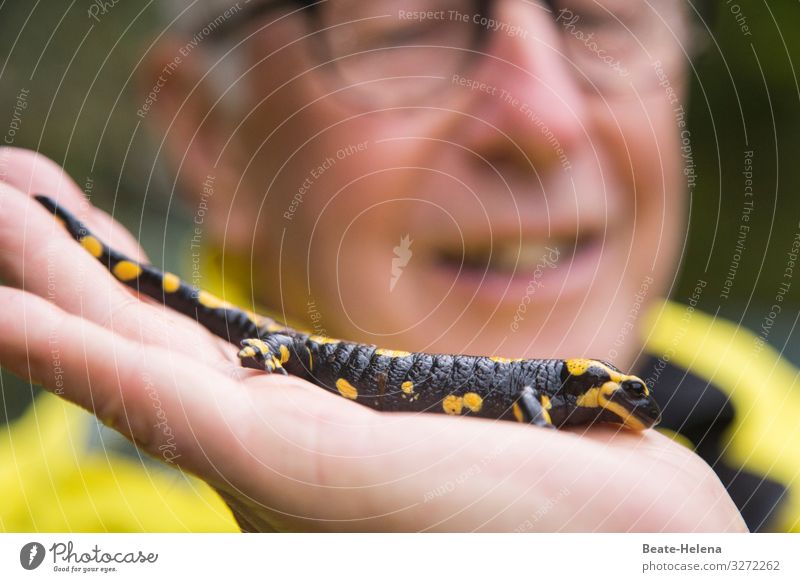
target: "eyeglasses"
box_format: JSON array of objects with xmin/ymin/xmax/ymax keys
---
[{"xmin": 205, "ymin": 0, "xmax": 695, "ymax": 106}]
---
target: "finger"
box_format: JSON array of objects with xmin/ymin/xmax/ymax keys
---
[
  {"xmin": 0, "ymin": 285, "xmax": 253, "ymax": 479},
  {"xmin": 215, "ymin": 491, "xmax": 280, "ymax": 533},
  {"xmin": 0, "ymin": 283, "xmax": 405, "ymax": 521},
  {"xmin": 0, "ymin": 182, "xmax": 236, "ymax": 369},
  {"xmin": 0, "ymin": 284, "xmax": 381, "ymax": 523},
  {"xmin": 0, "ymin": 146, "xmax": 144, "ymax": 259}
]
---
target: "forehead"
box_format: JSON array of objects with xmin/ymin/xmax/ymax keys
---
[{"xmin": 564, "ymin": 358, "xmax": 623, "ymax": 381}]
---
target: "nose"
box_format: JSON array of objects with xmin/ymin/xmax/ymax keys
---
[{"xmin": 457, "ymin": 2, "xmax": 587, "ymax": 173}]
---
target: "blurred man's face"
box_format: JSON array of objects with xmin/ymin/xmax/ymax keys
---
[{"xmin": 179, "ymin": 0, "xmax": 692, "ymax": 367}]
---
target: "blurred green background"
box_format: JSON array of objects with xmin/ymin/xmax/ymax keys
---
[{"xmin": 2, "ymin": 1, "xmax": 799, "ymax": 422}]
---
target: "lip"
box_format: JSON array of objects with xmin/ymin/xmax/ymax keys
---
[{"xmin": 426, "ymin": 230, "xmax": 607, "ymax": 305}]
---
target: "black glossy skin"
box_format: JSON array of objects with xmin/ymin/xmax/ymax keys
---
[
  {"xmin": 275, "ymin": 334, "xmax": 566, "ymax": 422},
  {"xmin": 35, "ymin": 195, "xmax": 662, "ymax": 430}
]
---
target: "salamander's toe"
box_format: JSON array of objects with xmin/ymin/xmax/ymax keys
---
[
  {"xmin": 238, "ymin": 338, "xmax": 285, "ymax": 374},
  {"xmin": 238, "ymin": 346, "xmax": 258, "ymax": 359}
]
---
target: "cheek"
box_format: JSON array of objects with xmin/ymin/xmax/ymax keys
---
[
  {"xmin": 598, "ymin": 97, "xmax": 683, "ymax": 215},
  {"xmin": 594, "ymin": 96, "xmax": 685, "ymax": 281},
  {"xmin": 278, "ymin": 148, "xmax": 431, "ymax": 336},
  {"xmin": 634, "ymin": 103, "xmax": 686, "ymax": 291}
]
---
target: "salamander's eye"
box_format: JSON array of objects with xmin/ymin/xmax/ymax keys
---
[{"xmin": 621, "ymin": 379, "xmax": 647, "ymax": 397}]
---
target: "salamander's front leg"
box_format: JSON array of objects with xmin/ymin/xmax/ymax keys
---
[
  {"xmin": 512, "ymin": 385, "xmax": 555, "ymax": 428},
  {"xmin": 238, "ymin": 338, "xmax": 289, "ymax": 376}
]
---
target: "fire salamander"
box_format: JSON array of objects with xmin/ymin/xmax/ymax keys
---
[{"xmin": 36, "ymin": 195, "xmax": 662, "ymax": 431}]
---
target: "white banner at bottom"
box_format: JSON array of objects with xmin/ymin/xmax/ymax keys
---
[{"xmin": 0, "ymin": 533, "xmax": 797, "ymax": 581}]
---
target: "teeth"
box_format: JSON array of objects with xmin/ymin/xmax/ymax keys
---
[
  {"xmin": 444, "ymin": 240, "xmax": 576, "ymax": 273},
  {"xmin": 516, "ymin": 242, "xmax": 559, "ymax": 267}
]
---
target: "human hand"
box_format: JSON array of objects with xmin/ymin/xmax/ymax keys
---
[{"xmin": 0, "ymin": 147, "xmax": 747, "ymax": 532}]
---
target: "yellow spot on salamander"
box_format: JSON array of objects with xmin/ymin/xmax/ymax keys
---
[
  {"xmin": 309, "ymin": 335, "xmax": 340, "ymax": 345},
  {"xmin": 576, "ymin": 387, "xmax": 600, "ymax": 409},
  {"xmin": 336, "ymin": 378, "xmax": 358, "ymax": 400},
  {"xmin": 442, "ymin": 395, "xmax": 463, "ymax": 415},
  {"xmin": 112, "ymin": 260, "xmax": 142, "ymax": 281},
  {"xmin": 246, "ymin": 339, "xmax": 270, "ymax": 355},
  {"xmin": 565, "ymin": 358, "xmax": 593, "ymax": 376},
  {"xmin": 512, "ymin": 402, "xmax": 524, "ymax": 422},
  {"xmin": 80, "ymin": 235, "xmax": 103, "ymax": 258},
  {"xmin": 198, "ymin": 291, "xmax": 233, "ymax": 310},
  {"xmin": 463, "ymin": 392, "xmax": 483, "ymax": 413},
  {"xmin": 604, "ymin": 367, "xmax": 622, "ymax": 383},
  {"xmin": 566, "ymin": 358, "xmax": 624, "ymax": 382},
  {"xmin": 605, "ymin": 400, "xmax": 646, "ymax": 431},
  {"xmin": 162, "ymin": 272, "xmax": 181, "ymax": 293},
  {"xmin": 490, "ymin": 356, "xmax": 522, "ymax": 363},
  {"xmin": 279, "ymin": 345, "xmax": 290, "ymax": 364},
  {"xmin": 401, "ymin": 381, "xmax": 414, "ymax": 394},
  {"xmin": 375, "ymin": 348, "xmax": 411, "ymax": 357},
  {"xmin": 541, "ymin": 395, "xmax": 552, "ymax": 410}
]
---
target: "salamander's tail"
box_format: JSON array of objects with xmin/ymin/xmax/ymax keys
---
[{"xmin": 34, "ymin": 194, "xmax": 269, "ymax": 346}]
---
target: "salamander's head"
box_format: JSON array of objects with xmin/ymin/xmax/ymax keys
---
[{"xmin": 561, "ymin": 359, "xmax": 661, "ymax": 430}]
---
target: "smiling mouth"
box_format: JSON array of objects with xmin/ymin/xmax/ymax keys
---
[{"xmin": 434, "ymin": 232, "xmax": 601, "ymax": 274}]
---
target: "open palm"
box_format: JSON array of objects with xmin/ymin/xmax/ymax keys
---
[{"xmin": 0, "ymin": 147, "xmax": 746, "ymax": 532}]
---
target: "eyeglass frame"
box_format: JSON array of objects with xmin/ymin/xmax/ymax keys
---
[{"xmin": 196, "ymin": 0, "xmax": 709, "ymax": 104}]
